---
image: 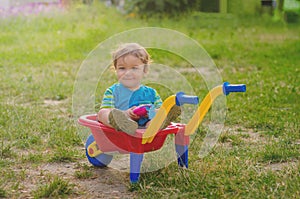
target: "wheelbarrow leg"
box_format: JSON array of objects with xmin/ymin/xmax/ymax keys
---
[
  {"xmin": 175, "ymin": 126, "xmax": 189, "ymax": 168},
  {"xmin": 175, "ymin": 145, "xmax": 188, "ymax": 168},
  {"xmin": 130, "ymin": 152, "xmax": 144, "ymax": 183}
]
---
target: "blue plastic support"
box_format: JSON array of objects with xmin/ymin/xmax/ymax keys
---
[
  {"xmin": 223, "ymin": 82, "xmax": 246, "ymax": 96},
  {"xmin": 175, "ymin": 92, "xmax": 199, "ymax": 106},
  {"xmin": 175, "ymin": 144, "xmax": 189, "ymax": 168},
  {"xmin": 130, "ymin": 153, "xmax": 144, "ymax": 183}
]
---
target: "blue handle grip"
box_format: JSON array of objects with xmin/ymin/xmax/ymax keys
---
[
  {"xmin": 175, "ymin": 92, "xmax": 199, "ymax": 106},
  {"xmin": 223, "ymin": 82, "xmax": 246, "ymax": 95}
]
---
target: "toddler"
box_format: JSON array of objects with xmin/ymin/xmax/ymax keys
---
[{"xmin": 97, "ymin": 43, "xmax": 180, "ymax": 134}]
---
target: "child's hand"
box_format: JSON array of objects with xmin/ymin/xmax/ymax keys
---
[{"xmin": 125, "ymin": 107, "xmax": 140, "ymax": 121}]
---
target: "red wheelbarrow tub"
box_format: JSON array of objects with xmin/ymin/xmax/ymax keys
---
[{"xmin": 78, "ymin": 114, "xmax": 183, "ymax": 154}]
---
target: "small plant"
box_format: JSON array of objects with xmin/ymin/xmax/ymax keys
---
[
  {"xmin": 0, "ymin": 142, "xmax": 13, "ymax": 158},
  {"xmin": 0, "ymin": 187, "xmax": 6, "ymax": 198},
  {"xmin": 219, "ymin": 132, "xmax": 243, "ymax": 146},
  {"xmin": 74, "ymin": 164, "xmax": 94, "ymax": 179},
  {"xmin": 260, "ymin": 139, "xmax": 300, "ymax": 163},
  {"xmin": 32, "ymin": 176, "xmax": 75, "ymax": 198},
  {"xmin": 48, "ymin": 147, "xmax": 79, "ymax": 163}
]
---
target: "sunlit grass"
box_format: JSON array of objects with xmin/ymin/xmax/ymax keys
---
[
  {"xmin": 32, "ymin": 176, "xmax": 76, "ymax": 198},
  {"xmin": 0, "ymin": 2, "xmax": 299, "ymax": 198}
]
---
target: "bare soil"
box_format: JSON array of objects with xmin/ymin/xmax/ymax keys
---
[{"xmin": 15, "ymin": 159, "xmax": 136, "ymax": 198}]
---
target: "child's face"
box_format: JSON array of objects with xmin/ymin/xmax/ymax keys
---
[{"xmin": 115, "ymin": 54, "xmax": 146, "ymax": 90}]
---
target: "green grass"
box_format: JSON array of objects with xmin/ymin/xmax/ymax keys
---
[
  {"xmin": 74, "ymin": 163, "xmax": 94, "ymax": 179},
  {"xmin": 0, "ymin": 2, "xmax": 299, "ymax": 198},
  {"xmin": 32, "ymin": 176, "xmax": 76, "ymax": 198}
]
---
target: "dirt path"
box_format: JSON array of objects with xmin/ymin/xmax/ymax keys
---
[{"xmin": 16, "ymin": 159, "xmax": 136, "ymax": 198}]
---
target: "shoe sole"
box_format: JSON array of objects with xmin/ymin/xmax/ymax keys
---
[
  {"xmin": 109, "ymin": 109, "xmax": 138, "ymax": 135},
  {"xmin": 161, "ymin": 105, "xmax": 181, "ymax": 129}
]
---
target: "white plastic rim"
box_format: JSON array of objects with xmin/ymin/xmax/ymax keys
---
[{"xmin": 72, "ymin": 27, "xmax": 226, "ymax": 173}]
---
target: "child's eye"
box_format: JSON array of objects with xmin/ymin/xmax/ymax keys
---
[{"xmin": 117, "ymin": 67, "xmax": 125, "ymax": 70}]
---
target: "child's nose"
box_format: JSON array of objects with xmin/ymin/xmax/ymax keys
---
[{"xmin": 124, "ymin": 69, "xmax": 133, "ymax": 75}]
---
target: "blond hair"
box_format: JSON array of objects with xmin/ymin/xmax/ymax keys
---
[{"xmin": 112, "ymin": 43, "xmax": 151, "ymax": 70}]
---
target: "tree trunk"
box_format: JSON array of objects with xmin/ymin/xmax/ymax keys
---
[
  {"xmin": 274, "ymin": 0, "xmax": 285, "ymax": 21},
  {"xmin": 278, "ymin": 0, "xmax": 284, "ymax": 11}
]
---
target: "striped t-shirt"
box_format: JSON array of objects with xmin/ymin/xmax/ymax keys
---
[{"xmin": 100, "ymin": 83, "xmax": 162, "ymax": 125}]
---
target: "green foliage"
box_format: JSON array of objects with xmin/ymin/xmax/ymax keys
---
[
  {"xmin": 285, "ymin": 9, "xmax": 300, "ymax": 22},
  {"xmin": 125, "ymin": 0, "xmax": 200, "ymax": 17},
  {"xmin": 125, "ymin": 0, "xmax": 263, "ymax": 17},
  {"xmin": 228, "ymin": 0, "xmax": 261, "ymax": 15}
]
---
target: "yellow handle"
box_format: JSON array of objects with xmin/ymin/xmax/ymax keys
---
[
  {"xmin": 142, "ymin": 95, "xmax": 176, "ymax": 144},
  {"xmin": 142, "ymin": 85, "xmax": 224, "ymax": 143},
  {"xmin": 184, "ymin": 85, "xmax": 223, "ymax": 136}
]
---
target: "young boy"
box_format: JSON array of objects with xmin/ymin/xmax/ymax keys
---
[{"xmin": 97, "ymin": 43, "xmax": 180, "ymax": 135}]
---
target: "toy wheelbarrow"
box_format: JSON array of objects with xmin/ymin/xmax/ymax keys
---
[{"xmin": 78, "ymin": 82, "xmax": 246, "ymax": 183}]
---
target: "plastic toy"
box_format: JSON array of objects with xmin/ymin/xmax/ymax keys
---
[
  {"xmin": 132, "ymin": 104, "xmax": 152, "ymax": 117},
  {"xmin": 78, "ymin": 82, "xmax": 246, "ymax": 183}
]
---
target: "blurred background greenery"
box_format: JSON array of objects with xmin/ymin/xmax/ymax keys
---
[{"xmin": 74, "ymin": 0, "xmax": 300, "ymax": 22}]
